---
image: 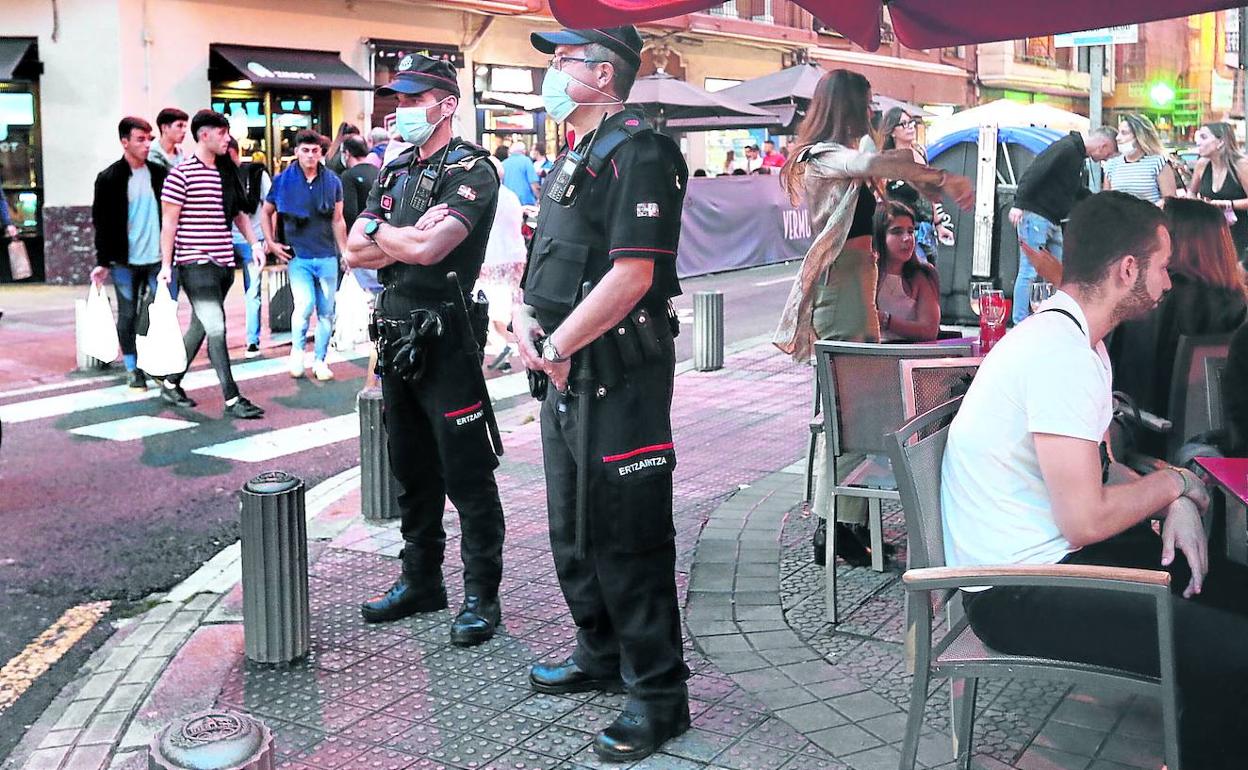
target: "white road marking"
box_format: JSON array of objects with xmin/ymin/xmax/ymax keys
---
[
  {"xmin": 69, "ymin": 416, "xmax": 198, "ymax": 441},
  {"xmin": 0, "ymin": 350, "xmax": 367, "ymax": 425},
  {"xmin": 192, "ymin": 414, "xmax": 360, "ymax": 462},
  {"xmin": 753, "ymin": 276, "xmax": 795, "ymax": 287},
  {"xmin": 0, "ymin": 374, "xmax": 117, "ymax": 402}
]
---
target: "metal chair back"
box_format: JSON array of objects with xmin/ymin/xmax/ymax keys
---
[
  {"xmin": 900, "ymin": 357, "xmax": 983, "ymax": 432},
  {"xmin": 815, "ymin": 340, "xmax": 973, "ymax": 458},
  {"xmin": 1206, "ymin": 356, "xmax": 1227, "ymax": 430},
  {"xmin": 1166, "ymin": 334, "xmax": 1232, "ymax": 459},
  {"xmin": 890, "ymin": 398, "xmax": 960, "ymax": 571}
]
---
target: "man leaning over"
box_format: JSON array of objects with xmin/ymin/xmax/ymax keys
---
[{"xmin": 943, "ymin": 190, "xmax": 1248, "ymax": 770}]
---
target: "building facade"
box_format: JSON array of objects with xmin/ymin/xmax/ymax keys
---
[{"xmin": 4, "ymin": 0, "xmax": 979, "ymax": 284}]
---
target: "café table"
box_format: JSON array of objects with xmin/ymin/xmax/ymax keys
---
[{"xmin": 1194, "ymin": 456, "xmax": 1248, "ymax": 564}]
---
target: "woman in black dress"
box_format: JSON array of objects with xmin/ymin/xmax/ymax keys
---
[{"xmin": 1188, "ymin": 121, "xmax": 1248, "ymax": 262}]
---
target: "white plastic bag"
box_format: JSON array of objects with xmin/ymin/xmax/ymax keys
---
[
  {"xmin": 81, "ymin": 284, "xmax": 120, "ymax": 363},
  {"xmin": 136, "ymin": 284, "xmax": 188, "ymax": 377},
  {"xmin": 332, "ymin": 270, "xmax": 372, "ymax": 351}
]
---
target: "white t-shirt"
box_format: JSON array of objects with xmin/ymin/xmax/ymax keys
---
[{"xmin": 941, "ymin": 290, "xmax": 1114, "ymax": 570}]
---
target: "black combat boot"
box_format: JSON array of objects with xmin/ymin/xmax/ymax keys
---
[
  {"xmin": 449, "ymin": 595, "xmax": 501, "ymax": 647},
  {"xmin": 360, "ymin": 575, "xmax": 447, "ymax": 623}
]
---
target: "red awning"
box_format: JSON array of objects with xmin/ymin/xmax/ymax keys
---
[{"xmin": 547, "ymin": 0, "xmax": 1244, "ymax": 52}]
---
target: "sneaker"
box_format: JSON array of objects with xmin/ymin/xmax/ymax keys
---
[
  {"xmin": 289, "ymin": 349, "xmax": 305, "ymax": 378},
  {"xmin": 245, "ymin": 343, "xmax": 261, "ymax": 359},
  {"xmin": 312, "ymin": 360, "xmax": 334, "ymax": 381},
  {"xmin": 225, "ymin": 396, "xmax": 264, "ymax": 419},
  {"xmin": 127, "ymin": 369, "xmax": 147, "ymax": 390},
  {"xmin": 158, "ymin": 381, "xmax": 196, "ymax": 408}
]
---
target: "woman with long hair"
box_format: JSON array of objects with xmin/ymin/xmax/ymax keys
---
[
  {"xmin": 1103, "ymin": 114, "xmax": 1177, "ymax": 203},
  {"xmin": 325, "ymin": 121, "xmax": 360, "ymax": 175},
  {"xmin": 873, "ymin": 202, "xmax": 941, "ymax": 342},
  {"xmin": 1110, "ymin": 197, "xmax": 1247, "ymax": 435},
  {"xmin": 879, "ymin": 107, "xmax": 954, "ymax": 261},
  {"xmin": 778, "ymin": 70, "xmax": 973, "ymax": 568},
  {"xmin": 1189, "ymin": 121, "xmax": 1248, "ymax": 260},
  {"xmin": 775, "ymin": 69, "xmax": 971, "ymax": 358}
]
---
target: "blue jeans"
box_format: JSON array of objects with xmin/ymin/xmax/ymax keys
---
[
  {"xmin": 112, "ymin": 262, "xmax": 178, "ymax": 371},
  {"xmin": 1014, "ymin": 211, "xmax": 1063, "ymax": 324},
  {"xmin": 288, "ymin": 256, "xmax": 337, "ymax": 361},
  {"xmin": 233, "ymin": 243, "xmax": 262, "ymax": 347}
]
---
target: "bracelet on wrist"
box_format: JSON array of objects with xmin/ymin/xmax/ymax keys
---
[{"xmin": 1171, "ymin": 467, "xmax": 1190, "ymax": 498}]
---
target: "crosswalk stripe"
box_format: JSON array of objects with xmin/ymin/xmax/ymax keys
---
[
  {"xmin": 0, "ymin": 350, "xmax": 367, "ymax": 425},
  {"xmin": 191, "ymin": 414, "xmax": 359, "ymax": 462},
  {"xmin": 69, "ymin": 415, "xmax": 198, "ymax": 441}
]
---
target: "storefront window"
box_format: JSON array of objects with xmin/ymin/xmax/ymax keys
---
[
  {"xmin": 212, "ymin": 88, "xmax": 328, "ymax": 173},
  {"xmin": 474, "ymin": 63, "xmax": 554, "ymax": 157}
]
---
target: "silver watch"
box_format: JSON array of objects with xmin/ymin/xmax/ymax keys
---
[{"xmin": 542, "ymin": 338, "xmax": 568, "ymax": 363}]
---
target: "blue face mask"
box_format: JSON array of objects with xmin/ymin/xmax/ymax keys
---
[
  {"xmin": 394, "ymin": 98, "xmax": 449, "ymax": 147},
  {"xmin": 540, "ymin": 67, "xmax": 621, "ymax": 123}
]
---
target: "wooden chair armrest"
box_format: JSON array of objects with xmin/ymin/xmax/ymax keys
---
[{"xmin": 902, "ymin": 564, "xmax": 1170, "ymax": 596}]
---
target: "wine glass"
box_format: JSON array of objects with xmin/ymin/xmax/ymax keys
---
[
  {"xmin": 981, "ymin": 290, "xmax": 1007, "ymax": 330},
  {"xmin": 969, "ymin": 281, "xmax": 993, "ymax": 317},
  {"xmin": 1029, "ymin": 281, "xmax": 1054, "ymax": 313}
]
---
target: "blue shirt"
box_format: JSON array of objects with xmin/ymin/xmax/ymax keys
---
[
  {"xmin": 502, "ymin": 153, "xmax": 539, "ymax": 206},
  {"xmin": 126, "ymin": 166, "xmax": 161, "ymax": 265},
  {"xmin": 266, "ymin": 164, "xmax": 342, "ymax": 260}
]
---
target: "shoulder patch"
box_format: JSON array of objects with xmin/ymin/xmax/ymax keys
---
[{"xmin": 456, "ymin": 185, "xmax": 477, "ymax": 201}]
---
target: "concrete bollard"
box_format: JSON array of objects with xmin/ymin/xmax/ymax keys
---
[
  {"xmin": 692, "ymin": 291, "xmax": 724, "ymax": 372},
  {"xmin": 239, "ymin": 471, "xmax": 309, "ymax": 666},
  {"xmin": 74, "ymin": 298, "xmax": 106, "ymax": 371},
  {"xmin": 358, "ymin": 389, "xmax": 401, "ymax": 521},
  {"xmin": 148, "ymin": 709, "xmax": 274, "ymax": 769}
]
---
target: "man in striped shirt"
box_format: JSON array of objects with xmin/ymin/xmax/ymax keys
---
[{"xmin": 156, "ymin": 109, "xmax": 265, "ymax": 419}]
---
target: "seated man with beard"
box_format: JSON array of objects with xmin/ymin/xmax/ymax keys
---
[{"xmin": 941, "ymin": 191, "xmax": 1248, "ymax": 770}]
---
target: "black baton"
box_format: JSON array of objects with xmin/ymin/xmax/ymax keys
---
[
  {"xmin": 446, "ymin": 272, "xmax": 504, "ymax": 456},
  {"xmin": 573, "ymin": 281, "xmax": 595, "ymax": 560}
]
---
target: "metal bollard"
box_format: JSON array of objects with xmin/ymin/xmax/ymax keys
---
[
  {"xmin": 149, "ymin": 709, "xmax": 275, "ymax": 770},
  {"xmin": 74, "ymin": 298, "xmax": 106, "ymax": 371},
  {"xmin": 692, "ymin": 291, "xmax": 724, "ymax": 372},
  {"xmin": 239, "ymin": 471, "xmax": 309, "ymax": 666},
  {"xmin": 358, "ymin": 389, "xmax": 401, "ymax": 521}
]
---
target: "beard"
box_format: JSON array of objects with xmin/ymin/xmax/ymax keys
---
[{"xmin": 1113, "ymin": 271, "xmax": 1163, "ymax": 323}]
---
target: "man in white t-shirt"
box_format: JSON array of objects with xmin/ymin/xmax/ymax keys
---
[{"xmin": 942, "ymin": 191, "xmax": 1248, "ymax": 769}]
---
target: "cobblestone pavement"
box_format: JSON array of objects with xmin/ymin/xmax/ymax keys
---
[{"xmin": 8, "ymin": 345, "xmax": 1170, "ymax": 770}]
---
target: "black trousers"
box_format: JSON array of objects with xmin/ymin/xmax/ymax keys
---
[
  {"xmin": 380, "ymin": 328, "xmax": 505, "ymax": 599},
  {"xmin": 171, "ymin": 263, "xmax": 239, "ymax": 401},
  {"xmin": 965, "ymin": 524, "xmax": 1248, "ymax": 769},
  {"xmin": 540, "ymin": 335, "xmax": 689, "ymax": 717}
]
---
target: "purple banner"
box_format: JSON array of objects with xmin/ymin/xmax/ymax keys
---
[{"xmin": 677, "ymin": 175, "xmax": 813, "ymax": 279}]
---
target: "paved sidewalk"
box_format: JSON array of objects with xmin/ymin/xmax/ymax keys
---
[{"xmin": 5, "ymin": 344, "xmax": 1168, "ymax": 770}]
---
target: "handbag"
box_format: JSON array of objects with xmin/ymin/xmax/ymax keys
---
[
  {"xmin": 8, "ymin": 238, "xmax": 31, "ymax": 281},
  {"xmin": 331, "ymin": 270, "xmax": 372, "ymax": 351},
  {"xmin": 136, "ymin": 284, "xmax": 188, "ymax": 377}
]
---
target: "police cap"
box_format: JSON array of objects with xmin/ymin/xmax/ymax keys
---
[
  {"xmin": 530, "ymin": 26, "xmax": 642, "ymax": 70},
  {"xmin": 377, "ymin": 53, "xmax": 461, "ymax": 98}
]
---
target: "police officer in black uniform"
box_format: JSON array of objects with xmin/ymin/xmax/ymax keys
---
[
  {"xmin": 344, "ymin": 54, "xmax": 505, "ymax": 647},
  {"xmin": 513, "ymin": 26, "xmax": 691, "ymax": 762}
]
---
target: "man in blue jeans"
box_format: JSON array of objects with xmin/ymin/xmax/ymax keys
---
[
  {"xmin": 261, "ymin": 129, "xmax": 347, "ymax": 380},
  {"xmin": 1008, "ymin": 127, "xmax": 1118, "ymax": 323},
  {"xmin": 227, "ymin": 138, "xmax": 270, "ymax": 357},
  {"xmin": 90, "ymin": 116, "xmax": 178, "ymax": 389}
]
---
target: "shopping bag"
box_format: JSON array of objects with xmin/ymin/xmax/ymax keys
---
[
  {"xmin": 136, "ymin": 285, "xmax": 187, "ymax": 377},
  {"xmin": 81, "ymin": 284, "xmax": 120, "ymax": 363},
  {"xmin": 8, "ymin": 238, "xmax": 32, "ymax": 280},
  {"xmin": 332, "ymin": 269, "xmax": 373, "ymax": 351}
]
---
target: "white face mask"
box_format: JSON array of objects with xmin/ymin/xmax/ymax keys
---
[
  {"xmin": 1118, "ymin": 141, "xmax": 1136, "ymax": 155},
  {"xmin": 394, "ymin": 98, "xmax": 450, "ymax": 147}
]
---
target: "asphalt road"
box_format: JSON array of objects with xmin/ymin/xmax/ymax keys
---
[{"xmin": 0, "ymin": 260, "xmax": 799, "ymax": 759}]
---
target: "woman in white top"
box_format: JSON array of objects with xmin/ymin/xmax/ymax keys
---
[
  {"xmin": 1103, "ymin": 114, "xmax": 1176, "ymax": 204},
  {"xmin": 874, "ymin": 201, "xmax": 941, "ymax": 342}
]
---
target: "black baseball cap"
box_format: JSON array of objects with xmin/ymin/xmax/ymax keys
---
[
  {"xmin": 530, "ymin": 26, "xmax": 643, "ymax": 70},
  {"xmin": 377, "ymin": 53, "xmax": 461, "ymax": 98}
]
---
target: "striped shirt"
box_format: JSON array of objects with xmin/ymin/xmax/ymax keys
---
[
  {"xmin": 161, "ymin": 155, "xmax": 235, "ymax": 267},
  {"xmin": 1104, "ymin": 154, "xmax": 1166, "ymax": 203}
]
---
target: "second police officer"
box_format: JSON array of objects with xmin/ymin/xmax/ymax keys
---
[
  {"xmin": 513, "ymin": 25, "xmax": 691, "ymax": 762},
  {"xmin": 344, "ymin": 54, "xmax": 506, "ymax": 647}
]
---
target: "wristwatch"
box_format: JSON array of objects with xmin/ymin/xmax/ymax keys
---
[
  {"xmin": 542, "ymin": 338, "xmax": 569, "ymax": 363},
  {"xmin": 363, "ymin": 218, "xmax": 381, "ymax": 244}
]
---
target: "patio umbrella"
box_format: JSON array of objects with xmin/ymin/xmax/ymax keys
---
[
  {"xmin": 626, "ymin": 72, "xmax": 783, "ymax": 132},
  {"xmin": 548, "ymin": 0, "xmax": 1245, "ymax": 52}
]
